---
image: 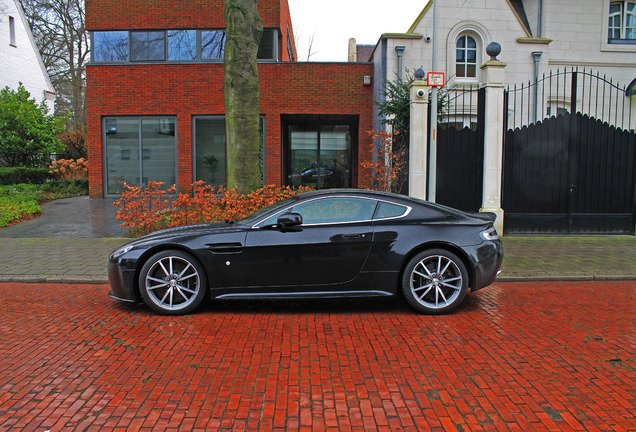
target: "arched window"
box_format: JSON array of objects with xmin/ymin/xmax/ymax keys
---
[{"xmin": 456, "ymin": 35, "xmax": 477, "ymax": 78}]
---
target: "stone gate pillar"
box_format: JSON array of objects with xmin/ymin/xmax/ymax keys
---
[
  {"xmin": 409, "ymin": 69, "xmax": 430, "ymax": 200},
  {"xmin": 480, "ymin": 43, "xmax": 506, "ymax": 234}
]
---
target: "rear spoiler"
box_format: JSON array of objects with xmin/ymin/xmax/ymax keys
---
[{"xmin": 470, "ymin": 211, "xmax": 497, "ymax": 222}]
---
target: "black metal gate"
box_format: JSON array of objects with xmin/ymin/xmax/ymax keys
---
[
  {"xmin": 435, "ymin": 86, "xmax": 485, "ymax": 212},
  {"xmin": 503, "ymin": 68, "xmax": 636, "ymax": 234}
]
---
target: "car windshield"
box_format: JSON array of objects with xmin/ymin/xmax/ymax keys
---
[{"xmin": 238, "ymin": 196, "xmax": 297, "ymax": 225}]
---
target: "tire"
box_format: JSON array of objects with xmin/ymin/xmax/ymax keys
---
[
  {"xmin": 139, "ymin": 250, "xmax": 207, "ymax": 315},
  {"xmin": 401, "ymin": 249, "xmax": 469, "ymax": 314}
]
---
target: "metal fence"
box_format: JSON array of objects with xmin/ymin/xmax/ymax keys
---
[{"xmin": 505, "ymin": 68, "xmax": 634, "ymax": 131}]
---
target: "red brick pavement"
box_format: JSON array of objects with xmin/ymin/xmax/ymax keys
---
[{"xmin": 0, "ymin": 281, "xmax": 634, "ymax": 432}]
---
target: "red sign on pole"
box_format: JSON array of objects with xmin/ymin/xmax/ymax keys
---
[{"xmin": 427, "ymin": 72, "xmax": 445, "ymax": 87}]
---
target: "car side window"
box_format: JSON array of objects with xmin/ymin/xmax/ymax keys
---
[
  {"xmin": 292, "ymin": 197, "xmax": 378, "ymax": 225},
  {"xmin": 374, "ymin": 201, "xmax": 408, "ymax": 219}
]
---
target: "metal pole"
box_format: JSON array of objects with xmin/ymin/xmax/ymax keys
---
[
  {"xmin": 429, "ymin": 0, "xmax": 438, "ymax": 202},
  {"xmin": 532, "ymin": 51, "xmax": 542, "ymax": 122}
]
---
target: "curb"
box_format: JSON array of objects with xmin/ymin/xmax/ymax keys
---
[
  {"xmin": 0, "ymin": 276, "xmax": 109, "ymax": 284},
  {"xmin": 497, "ymin": 275, "xmax": 636, "ymax": 282},
  {"xmin": 0, "ymin": 275, "xmax": 633, "ymax": 285}
]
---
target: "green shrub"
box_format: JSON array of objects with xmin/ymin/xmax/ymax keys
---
[
  {"xmin": 0, "ymin": 195, "xmax": 41, "ymax": 228},
  {"xmin": 0, "ymin": 84, "xmax": 66, "ymax": 167},
  {"xmin": 0, "ymin": 167, "xmax": 56, "ymax": 185}
]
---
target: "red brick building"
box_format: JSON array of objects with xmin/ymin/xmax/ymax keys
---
[{"xmin": 86, "ymin": 0, "xmax": 374, "ymax": 197}]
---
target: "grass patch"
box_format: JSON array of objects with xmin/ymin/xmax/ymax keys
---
[{"xmin": 0, "ymin": 179, "xmax": 88, "ymax": 228}]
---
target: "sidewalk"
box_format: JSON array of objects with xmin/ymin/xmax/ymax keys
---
[
  {"xmin": 0, "ymin": 196, "xmax": 634, "ymax": 283},
  {"xmin": 0, "ymin": 236, "xmax": 633, "ymax": 284}
]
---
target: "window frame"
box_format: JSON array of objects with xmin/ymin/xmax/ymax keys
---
[
  {"xmin": 455, "ymin": 34, "xmax": 478, "ymax": 80},
  {"xmin": 192, "ymin": 115, "xmax": 266, "ymax": 187},
  {"xmin": 252, "ymin": 196, "xmax": 411, "ymax": 228},
  {"xmin": 102, "ymin": 116, "xmax": 178, "ymax": 196}
]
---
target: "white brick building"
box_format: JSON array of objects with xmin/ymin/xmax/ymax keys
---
[{"xmin": 0, "ymin": 0, "xmax": 55, "ymax": 111}]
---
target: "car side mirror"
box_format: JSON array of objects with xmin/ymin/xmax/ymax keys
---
[{"xmin": 277, "ymin": 212, "xmax": 303, "ymax": 229}]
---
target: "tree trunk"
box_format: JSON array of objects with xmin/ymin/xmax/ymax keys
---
[{"xmin": 224, "ymin": 0, "xmax": 263, "ymax": 193}]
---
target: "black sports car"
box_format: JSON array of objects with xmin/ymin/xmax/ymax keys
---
[{"xmin": 108, "ymin": 189, "xmax": 503, "ymax": 315}]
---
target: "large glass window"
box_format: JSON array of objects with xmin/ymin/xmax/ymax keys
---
[
  {"xmin": 104, "ymin": 117, "xmax": 176, "ymax": 195},
  {"xmin": 202, "ymin": 30, "xmax": 226, "ymax": 59},
  {"xmin": 284, "ymin": 117, "xmax": 355, "ymax": 189},
  {"xmin": 194, "ymin": 117, "xmax": 226, "ymax": 185},
  {"xmin": 609, "ymin": 1, "xmax": 636, "ymax": 41},
  {"xmin": 168, "ymin": 30, "xmax": 197, "ymax": 60},
  {"xmin": 456, "ymin": 35, "xmax": 477, "ymax": 78},
  {"xmin": 257, "ymin": 29, "xmax": 277, "ymax": 60},
  {"xmin": 93, "ymin": 31, "xmax": 129, "ymax": 62},
  {"xmin": 92, "ymin": 28, "xmax": 279, "ymax": 63},
  {"xmin": 131, "ymin": 31, "xmax": 165, "ymax": 61},
  {"xmin": 193, "ymin": 116, "xmax": 266, "ymax": 187}
]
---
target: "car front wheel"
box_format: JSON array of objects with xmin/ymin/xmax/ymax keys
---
[
  {"xmin": 402, "ymin": 249, "xmax": 468, "ymax": 314},
  {"xmin": 139, "ymin": 250, "xmax": 207, "ymax": 315}
]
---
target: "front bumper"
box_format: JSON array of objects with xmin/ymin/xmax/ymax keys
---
[{"xmin": 108, "ymin": 258, "xmax": 138, "ymax": 302}]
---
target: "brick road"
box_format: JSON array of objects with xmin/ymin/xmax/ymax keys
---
[{"xmin": 0, "ymin": 281, "xmax": 634, "ymax": 431}]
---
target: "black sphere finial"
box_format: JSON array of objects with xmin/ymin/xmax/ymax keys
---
[
  {"xmin": 414, "ymin": 68, "xmax": 426, "ymax": 80},
  {"xmin": 486, "ymin": 42, "xmax": 502, "ymax": 61}
]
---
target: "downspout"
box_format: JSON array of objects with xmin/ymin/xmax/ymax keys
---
[{"xmin": 395, "ymin": 46, "xmax": 405, "ymax": 81}]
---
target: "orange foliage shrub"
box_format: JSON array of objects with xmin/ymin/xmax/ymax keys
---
[
  {"xmin": 49, "ymin": 158, "xmax": 88, "ymax": 180},
  {"xmin": 113, "ymin": 181, "xmax": 312, "ymax": 237},
  {"xmin": 361, "ymin": 130, "xmax": 407, "ymax": 193}
]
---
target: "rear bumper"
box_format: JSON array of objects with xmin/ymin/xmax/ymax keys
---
[{"xmin": 471, "ymin": 240, "xmax": 504, "ymax": 291}]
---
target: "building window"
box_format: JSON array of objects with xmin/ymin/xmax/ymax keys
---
[
  {"xmin": 201, "ymin": 30, "xmax": 225, "ymax": 59},
  {"xmin": 194, "ymin": 117, "xmax": 226, "ymax": 186},
  {"xmin": 9, "ymin": 16, "xmax": 16, "ymax": 46},
  {"xmin": 283, "ymin": 115, "xmax": 357, "ymax": 189},
  {"xmin": 609, "ymin": 1, "xmax": 636, "ymax": 42},
  {"xmin": 167, "ymin": 30, "xmax": 196, "ymax": 61},
  {"xmin": 131, "ymin": 31, "xmax": 165, "ymax": 61},
  {"xmin": 287, "ymin": 26, "xmax": 295, "ymax": 61},
  {"xmin": 92, "ymin": 29, "xmax": 278, "ymax": 63},
  {"xmin": 257, "ymin": 29, "xmax": 278, "ymax": 60},
  {"xmin": 456, "ymin": 35, "xmax": 477, "ymax": 78},
  {"xmin": 93, "ymin": 31, "xmax": 129, "ymax": 62},
  {"xmin": 104, "ymin": 117, "xmax": 176, "ymax": 195},
  {"xmin": 193, "ymin": 116, "xmax": 266, "ymax": 186}
]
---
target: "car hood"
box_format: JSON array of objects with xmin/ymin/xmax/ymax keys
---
[{"xmin": 131, "ymin": 222, "xmax": 248, "ymax": 245}]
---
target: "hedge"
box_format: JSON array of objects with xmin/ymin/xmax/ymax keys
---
[{"xmin": 0, "ymin": 167, "xmax": 57, "ymax": 185}]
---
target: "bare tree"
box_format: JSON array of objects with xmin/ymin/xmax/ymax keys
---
[{"xmin": 19, "ymin": 0, "xmax": 89, "ymax": 131}]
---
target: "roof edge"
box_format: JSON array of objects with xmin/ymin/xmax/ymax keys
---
[
  {"xmin": 407, "ymin": 0, "xmax": 433, "ymax": 34},
  {"xmin": 504, "ymin": 0, "xmax": 532, "ymax": 38},
  {"xmin": 366, "ymin": 33, "xmax": 424, "ymax": 62}
]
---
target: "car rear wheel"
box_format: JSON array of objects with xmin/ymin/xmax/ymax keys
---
[
  {"xmin": 402, "ymin": 249, "xmax": 468, "ymax": 314},
  {"xmin": 139, "ymin": 250, "xmax": 207, "ymax": 315}
]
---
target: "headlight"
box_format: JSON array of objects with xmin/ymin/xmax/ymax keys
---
[
  {"xmin": 111, "ymin": 244, "xmax": 134, "ymax": 259},
  {"xmin": 480, "ymin": 227, "xmax": 499, "ymax": 241}
]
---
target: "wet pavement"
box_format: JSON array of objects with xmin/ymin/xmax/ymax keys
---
[
  {"xmin": 0, "ymin": 196, "xmax": 126, "ymax": 238},
  {"xmin": 0, "ymin": 280, "xmax": 634, "ymax": 431}
]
